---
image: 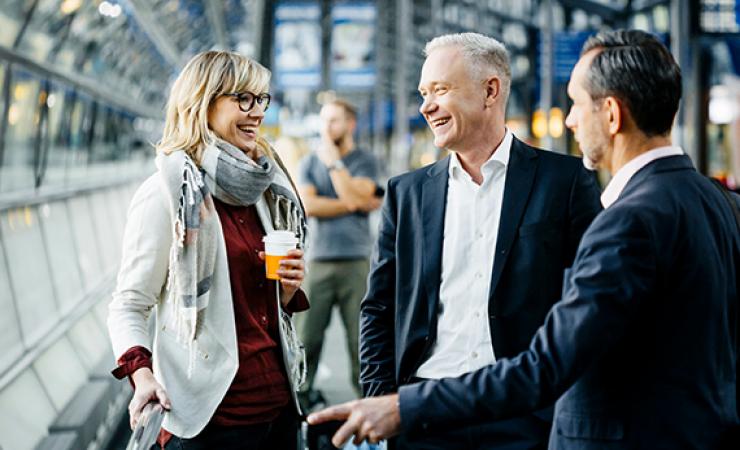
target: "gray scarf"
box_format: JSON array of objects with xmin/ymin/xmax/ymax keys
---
[{"xmin": 156, "ymin": 139, "xmax": 307, "ymax": 376}]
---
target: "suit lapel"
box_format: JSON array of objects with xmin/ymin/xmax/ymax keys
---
[
  {"xmin": 421, "ymin": 157, "xmax": 450, "ymax": 324},
  {"xmin": 488, "ymin": 138, "xmax": 539, "ymax": 301}
]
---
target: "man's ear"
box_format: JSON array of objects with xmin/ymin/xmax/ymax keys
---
[
  {"xmin": 485, "ymin": 77, "xmax": 501, "ymax": 107},
  {"xmin": 604, "ymin": 96, "xmax": 623, "ymax": 136}
]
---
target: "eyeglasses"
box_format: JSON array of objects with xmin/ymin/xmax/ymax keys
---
[{"xmin": 224, "ymin": 91, "xmax": 271, "ymax": 113}]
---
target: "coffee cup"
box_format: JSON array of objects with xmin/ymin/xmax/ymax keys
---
[{"xmin": 263, "ymin": 231, "xmax": 299, "ymax": 280}]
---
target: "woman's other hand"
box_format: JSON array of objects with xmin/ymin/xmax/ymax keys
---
[
  {"xmin": 258, "ymin": 248, "xmax": 305, "ymax": 307},
  {"xmin": 129, "ymin": 367, "xmax": 171, "ymax": 429}
]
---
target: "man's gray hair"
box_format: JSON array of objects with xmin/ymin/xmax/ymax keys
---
[{"xmin": 424, "ymin": 32, "xmax": 511, "ymax": 103}]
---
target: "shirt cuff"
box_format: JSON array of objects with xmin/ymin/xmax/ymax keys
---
[
  {"xmin": 111, "ymin": 346, "xmax": 152, "ymax": 383},
  {"xmin": 285, "ymin": 289, "xmax": 309, "ymax": 313}
]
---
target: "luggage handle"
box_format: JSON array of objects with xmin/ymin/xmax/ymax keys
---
[{"xmin": 125, "ymin": 402, "xmax": 165, "ymax": 450}]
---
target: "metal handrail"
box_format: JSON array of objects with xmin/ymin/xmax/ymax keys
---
[
  {"xmin": 126, "ymin": 402, "xmax": 166, "ymax": 450},
  {"xmin": 0, "ymin": 173, "xmax": 149, "ymax": 211}
]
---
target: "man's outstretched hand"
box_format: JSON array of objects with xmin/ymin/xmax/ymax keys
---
[{"xmin": 306, "ymin": 394, "xmax": 402, "ymax": 447}]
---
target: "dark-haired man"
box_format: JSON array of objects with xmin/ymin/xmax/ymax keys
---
[{"xmin": 308, "ymin": 30, "xmax": 740, "ymax": 449}]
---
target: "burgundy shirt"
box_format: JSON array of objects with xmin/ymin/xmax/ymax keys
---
[{"xmin": 113, "ymin": 199, "xmax": 308, "ymax": 444}]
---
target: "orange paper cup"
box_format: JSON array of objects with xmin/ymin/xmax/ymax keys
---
[{"xmin": 263, "ymin": 231, "xmax": 299, "ymax": 280}]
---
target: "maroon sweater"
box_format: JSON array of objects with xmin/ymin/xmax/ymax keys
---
[{"xmin": 113, "ymin": 199, "xmax": 308, "ymax": 444}]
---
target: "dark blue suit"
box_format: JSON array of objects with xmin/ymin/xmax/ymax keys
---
[
  {"xmin": 360, "ymin": 137, "xmax": 602, "ymax": 448},
  {"xmin": 399, "ymin": 155, "xmax": 740, "ymax": 449}
]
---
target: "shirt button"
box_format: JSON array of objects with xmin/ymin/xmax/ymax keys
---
[
  {"xmin": 238, "ymin": 218, "xmax": 244, "ymax": 224},
  {"xmin": 476, "ymin": 273, "xmax": 482, "ymax": 279},
  {"xmin": 472, "ymin": 352, "xmax": 478, "ymax": 358},
  {"xmin": 261, "ymin": 315, "xmax": 267, "ymax": 324},
  {"xmin": 474, "ymin": 312, "xmax": 480, "ymax": 318}
]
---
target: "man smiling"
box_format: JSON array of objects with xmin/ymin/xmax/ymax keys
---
[
  {"xmin": 356, "ymin": 32, "xmax": 601, "ymax": 449},
  {"xmin": 310, "ymin": 29, "xmax": 740, "ymax": 450}
]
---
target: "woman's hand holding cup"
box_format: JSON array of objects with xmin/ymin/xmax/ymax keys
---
[
  {"xmin": 260, "ymin": 231, "xmax": 304, "ymax": 307},
  {"xmin": 257, "ymin": 248, "xmax": 304, "ymax": 306}
]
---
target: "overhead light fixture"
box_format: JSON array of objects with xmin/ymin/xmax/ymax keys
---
[
  {"xmin": 549, "ymin": 107, "xmax": 564, "ymax": 138},
  {"xmin": 60, "ymin": 0, "xmax": 82, "ymax": 15},
  {"xmin": 709, "ymin": 85, "xmax": 738, "ymax": 125},
  {"xmin": 99, "ymin": 1, "xmax": 122, "ymax": 18},
  {"xmin": 532, "ymin": 109, "xmax": 547, "ymax": 139}
]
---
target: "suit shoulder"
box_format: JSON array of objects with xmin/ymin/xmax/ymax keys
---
[
  {"xmin": 387, "ymin": 163, "xmax": 440, "ymax": 188},
  {"xmin": 533, "ymin": 147, "xmax": 584, "ymax": 169}
]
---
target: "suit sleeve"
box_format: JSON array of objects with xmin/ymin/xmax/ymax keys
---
[
  {"xmin": 565, "ymin": 166, "xmax": 603, "ymax": 266},
  {"xmin": 398, "ymin": 208, "xmax": 656, "ymax": 434},
  {"xmin": 359, "ymin": 178, "xmax": 399, "ymax": 397}
]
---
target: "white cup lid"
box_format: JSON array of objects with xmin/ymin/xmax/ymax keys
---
[{"xmin": 263, "ymin": 230, "xmax": 298, "ymax": 244}]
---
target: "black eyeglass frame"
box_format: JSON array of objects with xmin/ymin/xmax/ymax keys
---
[{"xmin": 223, "ymin": 91, "xmax": 271, "ymax": 113}]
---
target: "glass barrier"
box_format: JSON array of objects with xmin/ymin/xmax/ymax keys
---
[
  {"xmin": 1, "ymin": 205, "xmax": 57, "ymax": 347},
  {"xmin": 0, "ymin": 238, "xmax": 23, "ymax": 375},
  {"xmin": 33, "ymin": 336, "xmax": 88, "ymax": 410},
  {"xmin": 38, "ymin": 199, "xmax": 85, "ymax": 314},
  {"xmin": 0, "ymin": 369, "xmax": 57, "ymax": 450},
  {"xmin": 67, "ymin": 195, "xmax": 102, "ymax": 290},
  {"xmin": 43, "ymin": 81, "xmax": 73, "ymax": 188},
  {"xmin": 1, "ymin": 67, "xmax": 40, "ymax": 193}
]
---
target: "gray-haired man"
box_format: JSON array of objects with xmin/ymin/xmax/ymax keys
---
[{"xmin": 325, "ymin": 32, "xmax": 602, "ymax": 449}]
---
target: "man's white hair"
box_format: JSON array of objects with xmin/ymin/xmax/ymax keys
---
[{"xmin": 424, "ymin": 32, "xmax": 511, "ymax": 103}]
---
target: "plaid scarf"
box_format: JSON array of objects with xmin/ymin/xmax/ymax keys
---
[{"xmin": 156, "ymin": 138, "xmax": 307, "ymax": 377}]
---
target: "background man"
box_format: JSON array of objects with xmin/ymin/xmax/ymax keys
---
[
  {"xmin": 297, "ymin": 99, "xmax": 382, "ymax": 410},
  {"xmin": 358, "ymin": 32, "xmax": 601, "ymax": 449},
  {"xmin": 310, "ymin": 30, "xmax": 740, "ymax": 450}
]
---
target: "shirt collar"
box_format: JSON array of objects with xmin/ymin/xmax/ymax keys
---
[
  {"xmin": 600, "ymin": 145, "xmax": 684, "ymax": 208},
  {"xmin": 448, "ymin": 129, "xmax": 513, "ymax": 179}
]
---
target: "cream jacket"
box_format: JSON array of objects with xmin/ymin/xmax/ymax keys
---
[{"xmin": 108, "ymin": 173, "xmax": 299, "ymax": 438}]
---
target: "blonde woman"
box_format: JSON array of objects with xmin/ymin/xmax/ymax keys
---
[{"xmin": 108, "ymin": 51, "xmax": 308, "ymax": 449}]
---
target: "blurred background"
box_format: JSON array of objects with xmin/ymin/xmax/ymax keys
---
[{"xmin": 0, "ymin": 1, "xmax": 737, "ymax": 449}]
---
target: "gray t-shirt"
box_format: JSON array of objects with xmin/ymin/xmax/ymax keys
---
[{"xmin": 298, "ymin": 148, "xmax": 380, "ymax": 261}]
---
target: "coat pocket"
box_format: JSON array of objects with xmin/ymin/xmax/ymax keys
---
[{"xmin": 556, "ymin": 413, "xmax": 624, "ymax": 440}]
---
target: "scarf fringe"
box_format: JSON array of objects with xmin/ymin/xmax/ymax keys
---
[{"xmin": 166, "ymin": 155, "xmax": 205, "ymax": 379}]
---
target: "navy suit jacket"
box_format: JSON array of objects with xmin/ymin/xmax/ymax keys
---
[
  {"xmin": 360, "ymin": 137, "xmax": 602, "ymax": 444},
  {"xmin": 399, "ymin": 155, "xmax": 740, "ymax": 449}
]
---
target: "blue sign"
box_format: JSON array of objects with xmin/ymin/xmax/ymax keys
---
[
  {"xmin": 551, "ymin": 31, "xmax": 592, "ymax": 83},
  {"xmin": 274, "ymin": 2, "xmax": 322, "ymax": 89},
  {"xmin": 331, "ymin": 3, "xmax": 377, "ymax": 89}
]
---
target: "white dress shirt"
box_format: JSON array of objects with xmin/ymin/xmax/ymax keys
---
[
  {"xmin": 600, "ymin": 146, "xmax": 684, "ymax": 208},
  {"xmin": 415, "ymin": 130, "xmax": 513, "ymax": 379}
]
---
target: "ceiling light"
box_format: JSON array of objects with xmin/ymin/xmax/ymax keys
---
[{"xmin": 60, "ymin": 0, "xmax": 82, "ymax": 15}]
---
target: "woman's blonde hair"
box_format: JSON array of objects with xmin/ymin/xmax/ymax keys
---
[{"xmin": 156, "ymin": 50, "xmax": 272, "ymax": 162}]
